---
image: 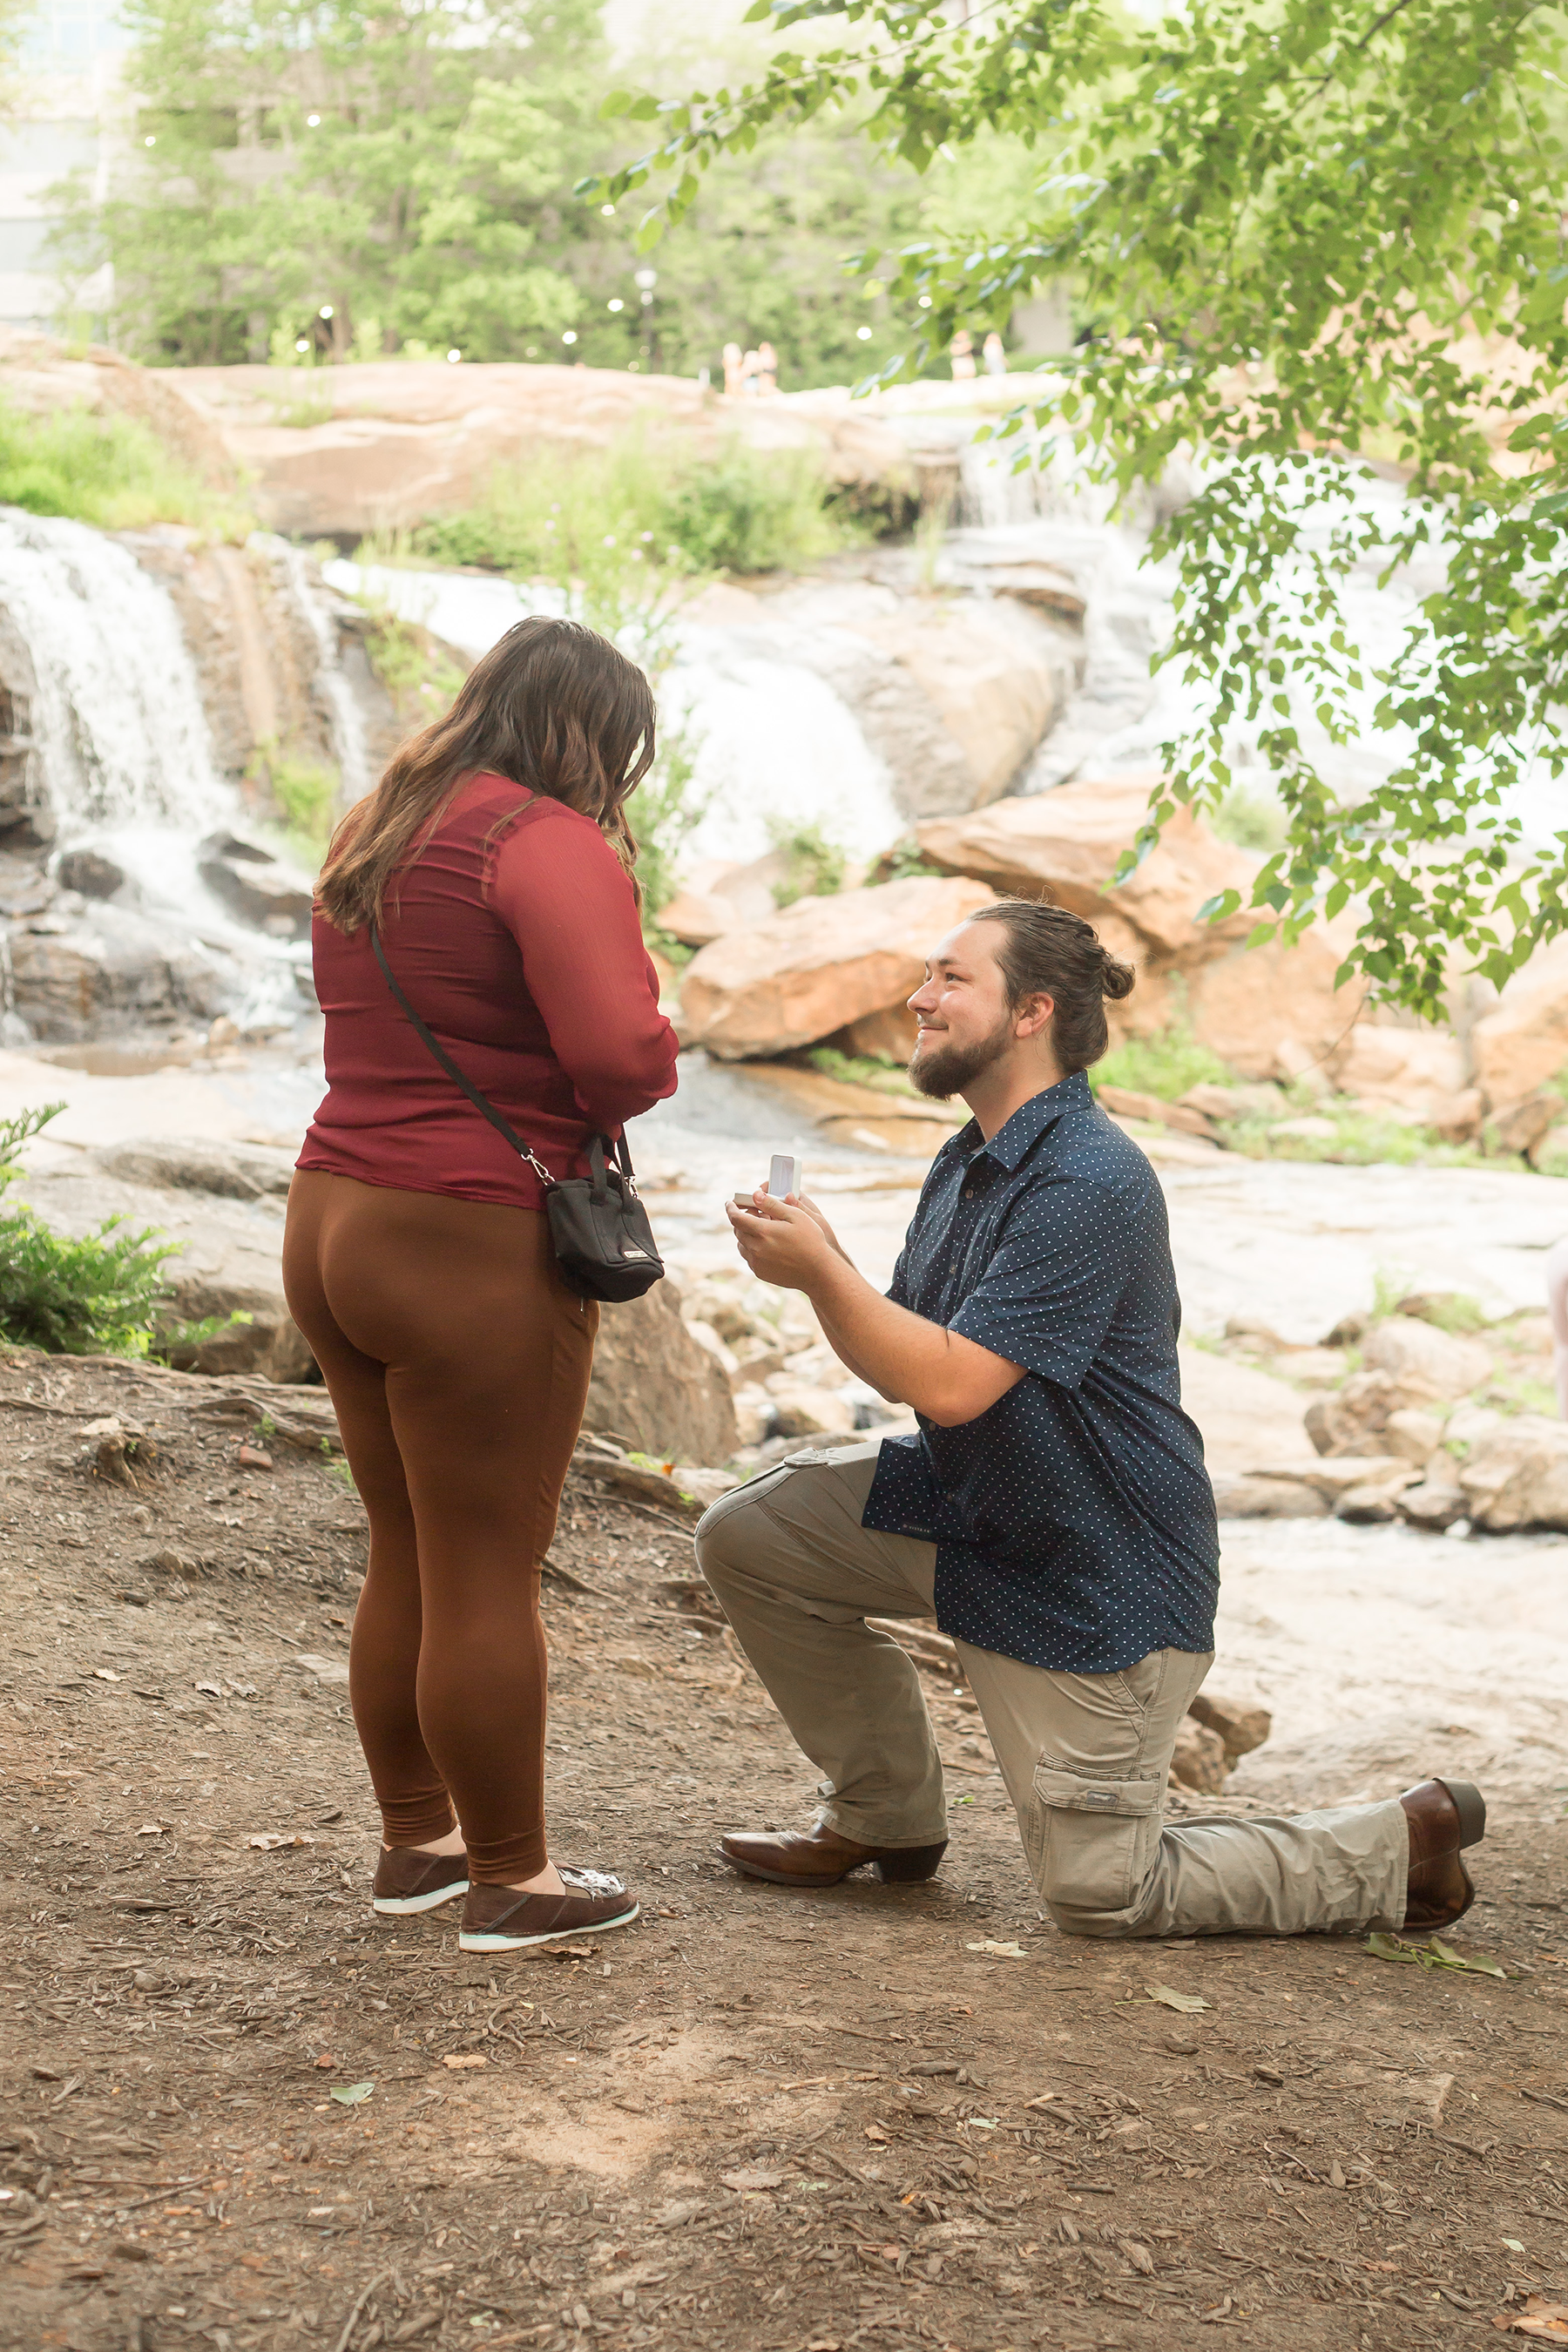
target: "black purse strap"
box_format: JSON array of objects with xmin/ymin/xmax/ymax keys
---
[
  {"xmin": 369, "ymin": 922, "xmax": 561, "ymax": 1187},
  {"xmin": 368, "ymin": 924, "xmax": 643, "ymax": 1200}
]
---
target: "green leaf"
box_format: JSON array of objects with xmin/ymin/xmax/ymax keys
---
[
  {"xmin": 330, "ymin": 2080, "xmax": 375, "ymax": 2105},
  {"xmin": 1363, "ymin": 1933, "xmax": 1506, "ymax": 1977},
  {"xmin": 598, "ymin": 89, "xmax": 634, "ymax": 118}
]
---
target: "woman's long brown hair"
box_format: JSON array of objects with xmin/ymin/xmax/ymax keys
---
[{"xmin": 317, "ymin": 614, "xmax": 657, "ymax": 934}]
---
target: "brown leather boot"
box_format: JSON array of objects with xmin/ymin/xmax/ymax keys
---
[
  {"xmin": 719, "ymin": 1823, "xmax": 947, "ymax": 1889},
  {"xmin": 1400, "ymin": 1778, "xmax": 1485, "ymax": 1932}
]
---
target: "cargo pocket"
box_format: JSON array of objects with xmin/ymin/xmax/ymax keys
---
[{"xmin": 1027, "ymin": 1766, "xmax": 1165, "ymax": 1924}]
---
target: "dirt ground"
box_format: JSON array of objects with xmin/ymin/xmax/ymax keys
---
[{"xmin": 3, "ymin": 1348, "xmax": 1567, "ymax": 2352}]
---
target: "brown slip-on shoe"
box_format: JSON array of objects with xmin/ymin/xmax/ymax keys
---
[
  {"xmin": 719, "ymin": 1823, "xmax": 948, "ymax": 1889},
  {"xmin": 459, "ymin": 1866, "xmax": 639, "ymax": 1953},
  {"xmin": 372, "ymin": 1845, "xmax": 470, "ymax": 1916},
  {"xmin": 1400, "ymin": 1777, "xmax": 1485, "ymax": 1932}
]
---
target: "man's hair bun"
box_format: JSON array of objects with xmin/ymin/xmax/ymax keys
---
[{"xmin": 969, "ymin": 898, "xmax": 1138, "ymax": 1071}]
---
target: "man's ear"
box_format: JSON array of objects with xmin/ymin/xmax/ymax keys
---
[{"xmin": 1014, "ymin": 991, "xmax": 1055, "ymax": 1041}]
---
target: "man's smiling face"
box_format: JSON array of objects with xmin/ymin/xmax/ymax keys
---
[{"xmin": 905, "ymin": 921, "xmax": 1019, "ymax": 1100}]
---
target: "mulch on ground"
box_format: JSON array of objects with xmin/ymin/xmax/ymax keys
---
[{"xmin": 2, "ymin": 1348, "xmax": 1566, "ymax": 2352}]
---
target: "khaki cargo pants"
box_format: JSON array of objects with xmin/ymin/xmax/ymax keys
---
[{"xmin": 695, "ymin": 1442, "xmax": 1407, "ymax": 1938}]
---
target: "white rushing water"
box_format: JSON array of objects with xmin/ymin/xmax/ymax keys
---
[
  {"xmin": 0, "ymin": 508, "xmax": 313, "ymax": 1031},
  {"xmin": 0, "ymin": 510, "xmax": 230, "ymax": 841},
  {"xmin": 322, "ymin": 557, "xmax": 905, "ymax": 866}
]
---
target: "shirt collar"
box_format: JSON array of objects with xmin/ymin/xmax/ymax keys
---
[{"xmin": 957, "ymin": 1068, "xmax": 1093, "ymax": 1173}]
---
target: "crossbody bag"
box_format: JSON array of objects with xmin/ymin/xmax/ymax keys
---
[{"xmin": 369, "ymin": 923, "xmax": 665, "ymax": 1304}]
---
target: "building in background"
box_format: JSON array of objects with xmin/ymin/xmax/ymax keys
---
[{"xmin": 0, "ymin": 0, "xmax": 125, "ymax": 328}]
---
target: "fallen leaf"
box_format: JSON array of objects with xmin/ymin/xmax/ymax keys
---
[
  {"xmin": 93, "ymin": 1669, "xmax": 120, "ymax": 1683},
  {"xmin": 294, "ymin": 1653, "xmax": 350, "ymax": 1686},
  {"xmin": 550, "ymin": 1943, "xmax": 597, "ymax": 1959},
  {"xmin": 1366, "ymin": 1931, "xmax": 1507, "ymax": 1977},
  {"xmin": 330, "ymin": 2081, "xmax": 375, "ymax": 2106},
  {"xmin": 863, "ymin": 2126, "xmax": 889, "ymax": 2144},
  {"xmin": 443, "ymin": 2054, "xmax": 487, "ymax": 2070},
  {"xmin": 134, "ymin": 1823, "xmax": 165, "ymax": 1837},
  {"xmin": 1493, "ymin": 2297, "xmax": 1568, "ymax": 2340},
  {"xmin": 314, "ymin": 2054, "xmax": 336, "ymax": 2070},
  {"xmin": 720, "ymin": 2169, "xmax": 785, "ymax": 2193},
  {"xmin": 965, "ymin": 1940, "xmax": 1026, "ymax": 1959},
  {"xmin": 1146, "ymin": 1983, "xmax": 1211, "ymax": 2014},
  {"xmin": 195, "ymin": 1681, "xmax": 222, "ymax": 1697},
  {"xmin": 245, "ymin": 1833, "xmax": 317, "ymax": 1850},
  {"xmin": 1120, "ymin": 2240, "xmax": 1155, "ymax": 2276}
]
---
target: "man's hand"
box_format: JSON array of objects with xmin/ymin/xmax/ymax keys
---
[
  {"xmin": 726, "ymin": 1193, "xmax": 836, "ymax": 1290},
  {"xmin": 734, "ymin": 1185, "xmax": 848, "ymax": 1263}
]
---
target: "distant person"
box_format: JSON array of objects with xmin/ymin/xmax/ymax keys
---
[
  {"xmin": 983, "ymin": 330, "xmax": 1006, "ymax": 376},
  {"xmin": 757, "ymin": 340, "xmax": 779, "ymax": 395},
  {"xmin": 950, "ymin": 329, "xmax": 977, "ymax": 381},
  {"xmin": 722, "ymin": 341, "xmax": 744, "ymax": 398},
  {"xmin": 285, "ymin": 617, "xmax": 679, "ymax": 1955},
  {"xmin": 740, "ymin": 347, "xmax": 762, "ymax": 396},
  {"xmin": 1549, "ymin": 1238, "xmax": 1568, "ymax": 1416},
  {"xmin": 699, "ymin": 900, "xmax": 1487, "ymax": 1942}
]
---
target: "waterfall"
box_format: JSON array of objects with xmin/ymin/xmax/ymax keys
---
[
  {"xmin": 276, "ymin": 540, "xmax": 372, "ymax": 802},
  {"xmin": 0, "ymin": 509, "xmax": 231, "ymax": 841}
]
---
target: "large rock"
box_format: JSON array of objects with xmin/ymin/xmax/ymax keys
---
[
  {"xmin": 679, "ymin": 875, "xmax": 996, "ymax": 1061},
  {"xmin": 164, "ymin": 361, "xmax": 915, "ymax": 541},
  {"xmin": 96, "ymin": 1137, "xmax": 297, "ymax": 1200},
  {"xmin": 1470, "ymin": 935, "xmax": 1568, "ymax": 1113},
  {"xmin": 1335, "ymin": 1023, "xmax": 1467, "ymax": 1117},
  {"xmin": 581, "ymin": 1280, "xmax": 740, "ymax": 1467},
  {"xmin": 7, "ymin": 901, "xmax": 232, "ymax": 1041},
  {"xmin": 1181, "ymin": 921, "xmax": 1369, "ymax": 1083},
  {"xmin": 1457, "ymin": 1415, "xmax": 1568, "ymax": 1531},
  {"xmin": 198, "ymin": 832, "xmax": 314, "ymax": 937},
  {"xmin": 1174, "ymin": 1344, "xmax": 1314, "ymax": 1473},
  {"xmin": 781, "ymin": 589, "xmax": 1083, "ymax": 818},
  {"xmin": 1362, "ymin": 1315, "xmax": 1491, "ymax": 1401},
  {"xmin": 915, "ymin": 774, "xmax": 1256, "ymax": 955}
]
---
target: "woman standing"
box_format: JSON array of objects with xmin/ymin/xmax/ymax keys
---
[{"xmin": 284, "ymin": 617, "xmax": 679, "ymax": 1954}]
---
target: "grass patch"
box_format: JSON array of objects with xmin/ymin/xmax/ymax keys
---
[
  {"xmin": 805, "ymin": 1046, "xmax": 919, "ymax": 1097},
  {"xmin": 398, "ymin": 422, "xmax": 858, "ymax": 582},
  {"xmin": 246, "ymin": 742, "xmax": 340, "ymax": 868},
  {"xmin": 1218, "ymin": 1097, "xmax": 1489, "ymax": 1169},
  {"xmin": 767, "ymin": 819, "xmax": 846, "ymax": 909},
  {"xmin": 358, "ymin": 601, "xmax": 468, "ymax": 722},
  {"xmin": 0, "ymin": 395, "xmax": 250, "ymax": 536},
  {"xmin": 1210, "ymin": 785, "xmax": 1287, "ymax": 854},
  {"xmin": 1091, "ymin": 1013, "xmax": 1233, "ymax": 1103},
  {"xmin": 0, "ymin": 1105, "xmax": 174, "ymax": 1355}
]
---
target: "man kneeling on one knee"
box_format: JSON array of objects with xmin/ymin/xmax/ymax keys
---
[{"xmin": 696, "ymin": 899, "xmax": 1484, "ymax": 1939}]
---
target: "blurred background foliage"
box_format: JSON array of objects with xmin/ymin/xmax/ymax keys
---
[{"xmin": 47, "ymin": 0, "xmax": 1064, "ymax": 384}]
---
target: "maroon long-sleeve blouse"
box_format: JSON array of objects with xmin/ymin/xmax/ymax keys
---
[{"xmin": 297, "ymin": 772, "xmax": 679, "ymax": 1211}]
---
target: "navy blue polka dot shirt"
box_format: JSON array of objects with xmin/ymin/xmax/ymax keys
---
[{"xmin": 861, "ymin": 1068, "xmax": 1219, "ymax": 1674}]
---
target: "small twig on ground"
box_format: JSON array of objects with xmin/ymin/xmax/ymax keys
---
[{"xmin": 331, "ymin": 2266, "xmax": 393, "ymax": 2352}]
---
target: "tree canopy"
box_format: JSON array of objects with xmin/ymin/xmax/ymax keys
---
[
  {"xmin": 53, "ymin": 0, "xmax": 1045, "ymax": 387},
  {"xmin": 596, "ymin": 0, "xmax": 1568, "ymax": 1015}
]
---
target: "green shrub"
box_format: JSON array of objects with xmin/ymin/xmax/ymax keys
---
[
  {"xmin": 1210, "ymin": 786, "xmax": 1288, "ymax": 854},
  {"xmin": 0, "ymin": 394, "xmax": 250, "ymax": 535},
  {"xmin": 401, "ymin": 422, "xmax": 854, "ymax": 583},
  {"xmin": 768, "ymin": 819, "xmax": 846, "ymax": 909},
  {"xmin": 625, "ymin": 715, "xmax": 711, "ymax": 925},
  {"xmin": 806, "ymin": 1046, "xmax": 918, "ymax": 1096},
  {"xmin": 1091, "ymin": 1015, "xmax": 1234, "ymax": 1103},
  {"xmin": 0, "ymin": 1105, "xmax": 176, "ymax": 1355},
  {"xmin": 870, "ymin": 838, "xmax": 943, "ymax": 885}
]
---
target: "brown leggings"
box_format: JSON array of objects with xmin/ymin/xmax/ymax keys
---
[{"xmin": 281, "ymin": 1171, "xmax": 597, "ymax": 1883}]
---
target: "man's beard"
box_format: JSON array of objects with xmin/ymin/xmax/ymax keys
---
[{"xmin": 908, "ymin": 1014, "xmax": 1013, "ymax": 1100}]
